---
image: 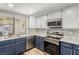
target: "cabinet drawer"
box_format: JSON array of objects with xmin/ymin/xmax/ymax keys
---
[
  {"xmin": 61, "ymin": 47, "xmax": 72, "ymax": 55},
  {"xmin": 0, "ymin": 40, "xmax": 14, "ymax": 46},
  {"xmin": 35, "ymin": 36, "xmax": 40, "ymax": 39},
  {"xmin": 60, "ymin": 41, "xmax": 73, "ymax": 49},
  {"xmin": 15, "ymin": 38, "xmax": 25, "ymax": 42},
  {"xmin": 40, "ymin": 37, "xmax": 44, "ymax": 39},
  {"xmin": 73, "ymin": 44, "xmax": 79, "ymax": 51}
]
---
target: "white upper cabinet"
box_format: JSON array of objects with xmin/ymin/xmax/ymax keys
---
[
  {"xmin": 40, "ymin": 15, "xmax": 47, "ymax": 28},
  {"xmin": 55, "ymin": 10, "xmax": 62, "ymax": 19},
  {"xmin": 76, "ymin": 4, "xmax": 79, "ymax": 28},
  {"xmin": 47, "ymin": 10, "xmax": 62, "ymax": 22},
  {"xmin": 36, "ymin": 15, "xmax": 47, "ymax": 29},
  {"xmin": 48, "ymin": 12, "xmax": 55, "ymax": 20},
  {"xmin": 62, "ymin": 5, "xmax": 78, "ymax": 29},
  {"xmin": 36, "ymin": 17, "xmax": 41, "ymax": 28},
  {"xmin": 29, "ymin": 16, "xmax": 36, "ymax": 28}
]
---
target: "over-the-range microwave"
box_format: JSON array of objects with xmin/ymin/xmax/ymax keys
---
[{"xmin": 47, "ymin": 18, "xmax": 62, "ymax": 28}]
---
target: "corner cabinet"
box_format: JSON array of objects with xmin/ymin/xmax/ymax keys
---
[
  {"xmin": 62, "ymin": 5, "xmax": 79, "ymax": 29},
  {"xmin": 39, "ymin": 37, "xmax": 44, "ymax": 50},
  {"xmin": 35, "ymin": 36, "xmax": 44, "ymax": 50}
]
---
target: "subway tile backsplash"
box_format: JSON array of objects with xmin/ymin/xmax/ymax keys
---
[
  {"xmin": 48, "ymin": 28, "xmax": 79, "ymax": 37},
  {"xmin": 63, "ymin": 29, "xmax": 79, "ymax": 37}
]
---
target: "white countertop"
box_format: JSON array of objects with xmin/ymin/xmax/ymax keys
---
[
  {"xmin": 0, "ymin": 34, "xmax": 34, "ymax": 41},
  {"xmin": 60, "ymin": 36, "xmax": 79, "ymax": 45},
  {"xmin": 0, "ymin": 34, "xmax": 47, "ymax": 41},
  {"xmin": 37, "ymin": 35, "xmax": 47, "ymax": 37},
  {"xmin": 1, "ymin": 34, "xmax": 79, "ymax": 45}
]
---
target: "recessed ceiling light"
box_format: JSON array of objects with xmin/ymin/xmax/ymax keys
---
[
  {"xmin": 67, "ymin": 10, "xmax": 72, "ymax": 14},
  {"xmin": 8, "ymin": 4, "xmax": 14, "ymax": 7},
  {"xmin": 30, "ymin": 11, "xmax": 33, "ymax": 14}
]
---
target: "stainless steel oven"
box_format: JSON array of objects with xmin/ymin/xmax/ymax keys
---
[
  {"xmin": 44, "ymin": 36, "xmax": 61, "ymax": 55},
  {"xmin": 44, "ymin": 41, "xmax": 59, "ymax": 55}
]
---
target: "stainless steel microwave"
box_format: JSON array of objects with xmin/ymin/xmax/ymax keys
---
[
  {"xmin": 47, "ymin": 21, "xmax": 56, "ymax": 27},
  {"xmin": 47, "ymin": 18, "xmax": 62, "ymax": 28}
]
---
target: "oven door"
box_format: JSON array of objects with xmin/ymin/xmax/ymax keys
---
[{"xmin": 44, "ymin": 41, "xmax": 59, "ymax": 55}]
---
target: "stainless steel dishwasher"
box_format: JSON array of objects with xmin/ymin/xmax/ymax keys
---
[{"xmin": 26, "ymin": 36, "xmax": 34, "ymax": 50}]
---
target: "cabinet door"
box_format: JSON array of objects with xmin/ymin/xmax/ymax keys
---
[
  {"xmin": 39, "ymin": 37, "xmax": 44, "ymax": 50},
  {"xmin": 39, "ymin": 40, "xmax": 44, "ymax": 50},
  {"xmin": 73, "ymin": 50, "xmax": 79, "ymax": 55},
  {"xmin": 41, "ymin": 15, "xmax": 47, "ymax": 28},
  {"xmin": 48, "ymin": 12, "xmax": 55, "ymax": 19},
  {"xmin": 15, "ymin": 41, "xmax": 26, "ymax": 54},
  {"xmin": 35, "ymin": 39, "xmax": 40, "ymax": 48},
  {"xmin": 0, "ymin": 44, "xmax": 13, "ymax": 55},
  {"xmin": 76, "ymin": 4, "xmax": 79, "ymax": 28},
  {"xmin": 36, "ymin": 17, "xmax": 41, "ymax": 28},
  {"xmin": 60, "ymin": 47, "xmax": 72, "ymax": 55},
  {"xmin": 29, "ymin": 16, "xmax": 36, "ymax": 28},
  {"xmin": 63, "ymin": 5, "xmax": 78, "ymax": 29},
  {"xmin": 36, "ymin": 42, "xmax": 40, "ymax": 49},
  {"xmin": 55, "ymin": 10, "xmax": 62, "ymax": 19},
  {"xmin": 35, "ymin": 36, "xmax": 40, "ymax": 48}
]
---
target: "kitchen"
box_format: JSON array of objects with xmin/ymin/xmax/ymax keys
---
[{"xmin": 0, "ymin": 3, "xmax": 79, "ymax": 55}]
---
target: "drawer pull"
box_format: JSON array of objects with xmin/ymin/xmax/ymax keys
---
[{"xmin": 63, "ymin": 44, "xmax": 70, "ymax": 47}]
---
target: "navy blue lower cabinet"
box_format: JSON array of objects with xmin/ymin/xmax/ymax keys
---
[
  {"xmin": 73, "ymin": 44, "xmax": 79, "ymax": 55},
  {"xmin": 35, "ymin": 36, "xmax": 44, "ymax": 50},
  {"xmin": 60, "ymin": 41, "xmax": 73, "ymax": 55},
  {"xmin": 60, "ymin": 41, "xmax": 79, "ymax": 55},
  {"xmin": 0, "ymin": 44, "xmax": 13, "ymax": 55},
  {"xmin": 0, "ymin": 37, "xmax": 26, "ymax": 55},
  {"xmin": 73, "ymin": 50, "xmax": 79, "ymax": 55},
  {"xmin": 39, "ymin": 39, "xmax": 44, "ymax": 50},
  {"xmin": 0, "ymin": 40, "xmax": 14, "ymax": 55},
  {"xmin": 35, "ymin": 36, "xmax": 40, "ymax": 49},
  {"xmin": 60, "ymin": 46, "xmax": 72, "ymax": 55},
  {"xmin": 35, "ymin": 39, "xmax": 40, "ymax": 49},
  {"xmin": 15, "ymin": 41, "xmax": 26, "ymax": 54},
  {"xmin": 60, "ymin": 41, "xmax": 73, "ymax": 49}
]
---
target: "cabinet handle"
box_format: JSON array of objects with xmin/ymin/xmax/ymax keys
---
[{"xmin": 63, "ymin": 44, "xmax": 70, "ymax": 47}]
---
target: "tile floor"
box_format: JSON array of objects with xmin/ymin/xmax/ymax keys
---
[{"xmin": 23, "ymin": 48, "xmax": 49, "ymax": 55}]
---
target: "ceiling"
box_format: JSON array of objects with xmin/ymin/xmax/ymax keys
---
[{"xmin": 0, "ymin": 3, "xmax": 77, "ymax": 16}]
